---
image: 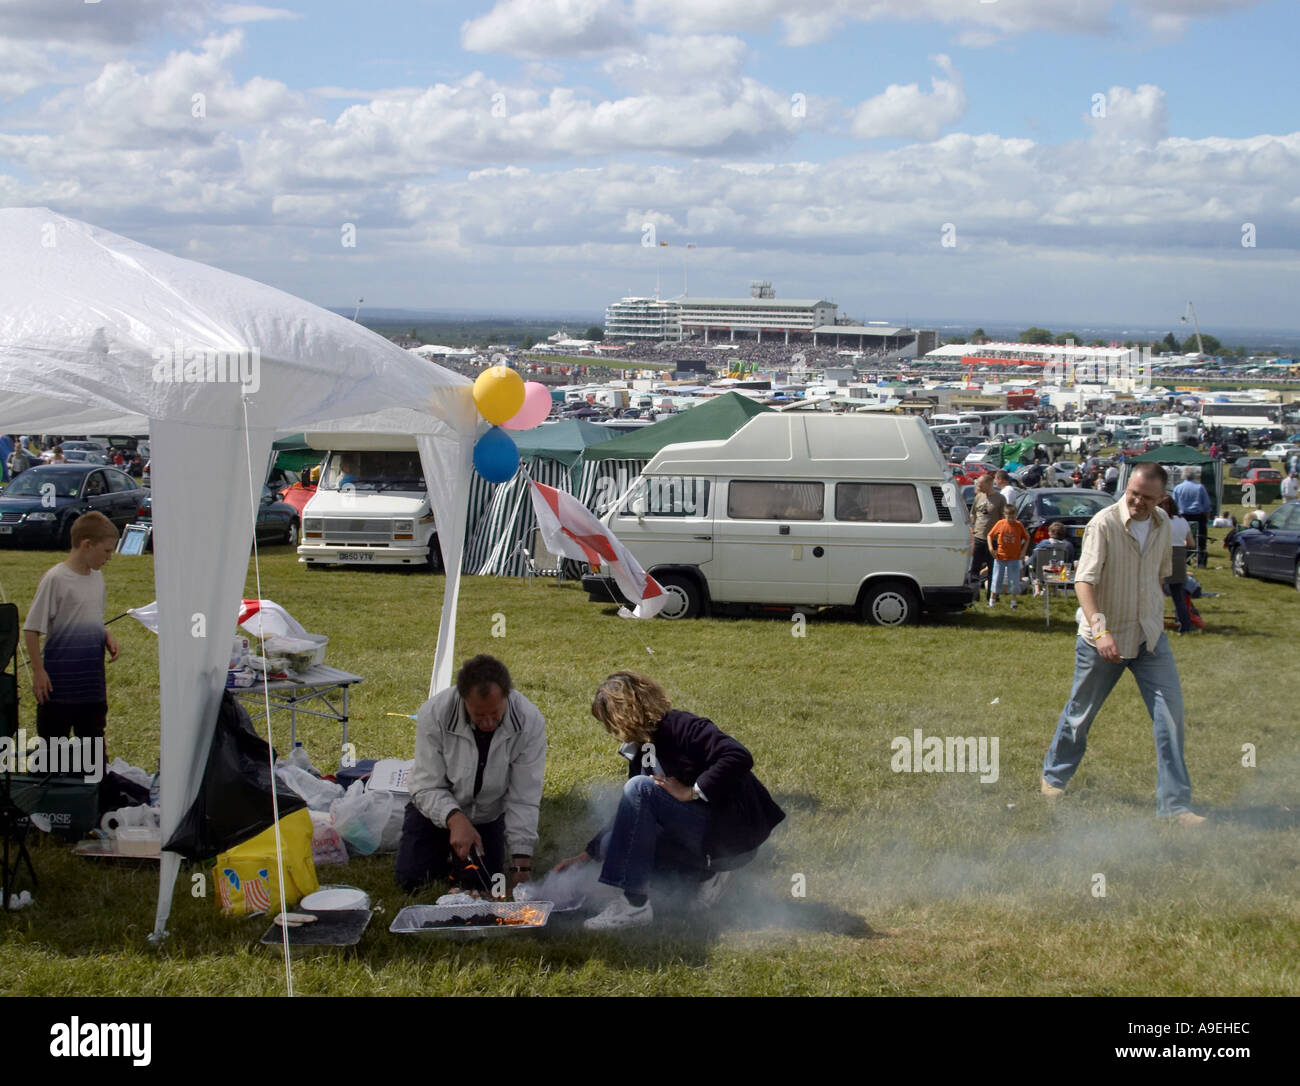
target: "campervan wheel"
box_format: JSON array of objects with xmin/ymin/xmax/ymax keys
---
[{"xmin": 860, "ymin": 581, "xmax": 918, "ymax": 626}]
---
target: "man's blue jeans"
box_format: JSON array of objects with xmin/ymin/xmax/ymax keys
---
[
  {"xmin": 597, "ymin": 775, "xmax": 710, "ymax": 894},
  {"xmin": 1042, "ymin": 633, "xmax": 1194, "ymax": 816}
]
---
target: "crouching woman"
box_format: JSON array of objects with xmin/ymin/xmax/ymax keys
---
[{"xmin": 555, "ymin": 672, "xmax": 785, "ymax": 931}]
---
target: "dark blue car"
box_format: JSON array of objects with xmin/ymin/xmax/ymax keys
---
[
  {"xmin": 0, "ymin": 464, "xmax": 149, "ymax": 548},
  {"xmin": 1230, "ymin": 500, "xmax": 1300, "ymax": 591}
]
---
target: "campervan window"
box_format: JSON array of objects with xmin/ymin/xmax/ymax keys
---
[
  {"xmin": 618, "ymin": 477, "xmax": 710, "ymax": 518},
  {"xmin": 835, "ymin": 483, "xmax": 922, "ymax": 523},
  {"xmin": 727, "ymin": 480, "xmax": 824, "ymax": 521}
]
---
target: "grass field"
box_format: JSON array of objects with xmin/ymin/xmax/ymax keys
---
[{"xmin": 1, "ymin": 511, "xmax": 1297, "ymax": 997}]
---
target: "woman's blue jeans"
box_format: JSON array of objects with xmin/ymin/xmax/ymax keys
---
[{"xmin": 597, "ymin": 775, "xmax": 710, "ymax": 894}]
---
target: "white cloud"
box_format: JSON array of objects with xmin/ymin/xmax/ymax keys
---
[
  {"xmin": 215, "ymin": 5, "xmax": 302, "ymax": 24},
  {"xmin": 0, "ymin": 0, "xmax": 205, "ymax": 46},
  {"xmin": 462, "ymin": 0, "xmax": 640, "ymax": 58},
  {"xmin": 601, "ymin": 34, "xmax": 750, "ymax": 91},
  {"xmin": 633, "ymin": 0, "xmax": 1262, "ymax": 45},
  {"xmin": 34, "ymin": 32, "xmax": 305, "ymax": 151},
  {"xmin": 1084, "ymin": 84, "xmax": 1169, "ymax": 148},
  {"xmin": 0, "ymin": 38, "xmax": 59, "ymax": 101},
  {"xmin": 850, "ymin": 54, "xmax": 966, "ymax": 141}
]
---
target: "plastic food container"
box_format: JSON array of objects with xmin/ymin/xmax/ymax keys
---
[
  {"xmin": 116, "ymin": 827, "xmax": 162, "ymax": 856},
  {"xmin": 262, "ymin": 634, "xmax": 328, "ymax": 672}
]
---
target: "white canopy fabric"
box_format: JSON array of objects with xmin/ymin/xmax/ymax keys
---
[{"xmin": 0, "ymin": 208, "xmax": 475, "ymax": 939}]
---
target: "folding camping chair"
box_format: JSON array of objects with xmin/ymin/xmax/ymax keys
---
[
  {"xmin": 521, "ymin": 528, "xmax": 565, "ymax": 586},
  {"xmin": 0, "ymin": 602, "xmax": 38, "ymax": 906}
]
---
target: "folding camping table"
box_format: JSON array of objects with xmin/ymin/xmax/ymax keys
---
[{"xmin": 233, "ymin": 665, "xmax": 363, "ymax": 752}]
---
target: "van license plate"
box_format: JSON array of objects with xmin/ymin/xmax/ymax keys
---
[
  {"xmin": 338, "ymin": 551, "xmax": 372, "ymax": 561},
  {"xmin": 0, "ymin": 526, "xmax": 12, "ymax": 534}
]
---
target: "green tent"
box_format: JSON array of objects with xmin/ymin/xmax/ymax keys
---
[
  {"xmin": 511, "ymin": 419, "xmax": 614, "ymax": 469},
  {"xmin": 1119, "ymin": 443, "xmax": 1223, "ymax": 513},
  {"xmin": 464, "ymin": 419, "xmax": 617, "ymax": 576},
  {"xmin": 270, "ymin": 433, "xmax": 321, "ymax": 474},
  {"xmin": 583, "ymin": 392, "xmax": 771, "ymax": 462},
  {"xmin": 998, "ymin": 436, "xmax": 1039, "ymax": 468}
]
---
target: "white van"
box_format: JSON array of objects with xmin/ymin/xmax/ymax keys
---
[
  {"xmin": 1145, "ymin": 414, "xmax": 1197, "ymax": 444},
  {"xmin": 929, "ymin": 422, "xmax": 978, "ymax": 440},
  {"xmin": 582, "ymin": 413, "xmax": 975, "ymax": 625},
  {"xmin": 297, "ymin": 434, "xmax": 439, "ymax": 569}
]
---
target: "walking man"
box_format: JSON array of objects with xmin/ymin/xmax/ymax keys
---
[{"xmin": 1041, "ymin": 463, "xmax": 1205, "ymax": 825}]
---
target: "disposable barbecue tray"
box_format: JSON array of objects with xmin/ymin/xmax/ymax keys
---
[{"xmin": 389, "ymin": 901, "xmax": 554, "ymax": 938}]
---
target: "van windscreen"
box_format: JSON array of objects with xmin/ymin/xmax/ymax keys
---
[{"xmin": 320, "ymin": 450, "xmax": 425, "ymax": 492}]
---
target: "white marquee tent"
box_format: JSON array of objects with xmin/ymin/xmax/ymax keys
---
[{"xmin": 0, "ymin": 208, "xmax": 480, "ymax": 939}]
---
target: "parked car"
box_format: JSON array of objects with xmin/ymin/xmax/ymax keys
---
[
  {"xmin": 1015, "ymin": 488, "xmax": 1116, "ymax": 548},
  {"xmin": 1240, "ymin": 468, "xmax": 1283, "ymax": 486},
  {"xmin": 59, "ymin": 440, "xmax": 109, "ymax": 456},
  {"xmin": 1229, "ymin": 500, "xmax": 1300, "ymax": 590},
  {"xmin": 1229, "ymin": 457, "xmax": 1272, "ymax": 479},
  {"xmin": 0, "ymin": 464, "xmax": 149, "ymax": 548},
  {"xmin": 1263, "ymin": 443, "xmax": 1300, "ymax": 460},
  {"xmin": 136, "ymin": 485, "xmax": 298, "ymax": 547},
  {"xmin": 61, "ymin": 449, "xmax": 110, "ymax": 465}
]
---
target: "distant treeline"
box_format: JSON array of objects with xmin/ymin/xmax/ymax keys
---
[{"xmin": 362, "ymin": 318, "xmax": 591, "ymax": 349}]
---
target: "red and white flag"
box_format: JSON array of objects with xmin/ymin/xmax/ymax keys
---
[{"xmin": 528, "ymin": 479, "xmax": 666, "ymax": 619}]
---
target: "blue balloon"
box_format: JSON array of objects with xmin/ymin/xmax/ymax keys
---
[{"xmin": 473, "ymin": 426, "xmax": 519, "ymax": 483}]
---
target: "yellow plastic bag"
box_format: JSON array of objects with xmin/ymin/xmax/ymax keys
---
[{"xmin": 214, "ymin": 809, "xmax": 319, "ymax": 917}]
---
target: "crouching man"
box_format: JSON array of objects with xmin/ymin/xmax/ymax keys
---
[{"xmin": 395, "ymin": 655, "xmax": 547, "ymax": 894}]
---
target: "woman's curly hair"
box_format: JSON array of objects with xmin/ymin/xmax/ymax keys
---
[{"xmin": 591, "ymin": 671, "xmax": 671, "ymax": 744}]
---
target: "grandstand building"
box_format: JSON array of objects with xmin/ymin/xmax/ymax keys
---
[
  {"xmin": 605, "ymin": 284, "xmax": 931, "ymax": 355},
  {"xmin": 604, "ymin": 297, "xmax": 683, "ymax": 341}
]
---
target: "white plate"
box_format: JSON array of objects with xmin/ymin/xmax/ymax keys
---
[{"xmin": 300, "ymin": 886, "xmax": 369, "ymax": 911}]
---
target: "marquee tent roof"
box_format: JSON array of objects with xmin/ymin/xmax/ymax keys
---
[
  {"xmin": 0, "ymin": 208, "xmax": 477, "ymax": 942},
  {"xmin": 583, "ymin": 392, "xmax": 771, "ymax": 461}
]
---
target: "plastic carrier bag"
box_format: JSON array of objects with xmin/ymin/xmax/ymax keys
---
[{"xmin": 215, "ymin": 809, "xmax": 319, "ymax": 917}]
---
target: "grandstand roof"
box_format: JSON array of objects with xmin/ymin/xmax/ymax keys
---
[
  {"xmin": 811, "ymin": 325, "xmax": 907, "ymax": 336},
  {"xmin": 679, "ymin": 297, "xmax": 833, "ymax": 308}
]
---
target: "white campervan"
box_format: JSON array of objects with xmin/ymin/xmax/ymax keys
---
[
  {"xmin": 297, "ymin": 433, "xmax": 439, "ymax": 569},
  {"xmin": 582, "ymin": 413, "xmax": 975, "ymax": 625}
]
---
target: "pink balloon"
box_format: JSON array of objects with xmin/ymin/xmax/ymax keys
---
[{"xmin": 502, "ymin": 381, "xmax": 554, "ymax": 431}]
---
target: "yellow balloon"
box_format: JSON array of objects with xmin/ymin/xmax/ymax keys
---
[{"xmin": 473, "ymin": 365, "xmax": 526, "ymax": 424}]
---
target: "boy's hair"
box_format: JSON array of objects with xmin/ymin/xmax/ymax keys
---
[
  {"xmin": 1048, "ymin": 521, "xmax": 1065, "ymax": 539},
  {"xmin": 71, "ymin": 511, "xmax": 118, "ymax": 548}
]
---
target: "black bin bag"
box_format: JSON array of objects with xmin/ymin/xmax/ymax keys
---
[{"xmin": 163, "ymin": 690, "xmax": 305, "ymax": 860}]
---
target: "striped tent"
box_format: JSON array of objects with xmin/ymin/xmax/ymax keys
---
[{"xmin": 464, "ymin": 419, "xmax": 612, "ymax": 576}]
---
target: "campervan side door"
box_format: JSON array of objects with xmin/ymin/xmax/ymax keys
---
[
  {"xmin": 609, "ymin": 474, "xmax": 714, "ymax": 575},
  {"xmin": 824, "ymin": 481, "xmax": 963, "ymax": 605},
  {"xmin": 709, "ymin": 479, "xmax": 830, "ymax": 605}
]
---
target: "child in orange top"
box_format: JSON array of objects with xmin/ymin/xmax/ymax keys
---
[{"xmin": 987, "ymin": 504, "xmax": 1030, "ymax": 609}]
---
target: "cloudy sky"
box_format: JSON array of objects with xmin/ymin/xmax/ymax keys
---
[{"xmin": 2, "ymin": 0, "xmax": 1297, "ymax": 330}]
